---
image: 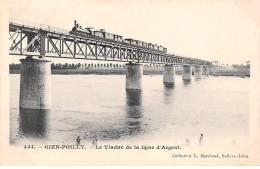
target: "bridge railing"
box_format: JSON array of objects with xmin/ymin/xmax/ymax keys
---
[{"xmin": 9, "ymin": 17, "xmax": 70, "ymax": 34}]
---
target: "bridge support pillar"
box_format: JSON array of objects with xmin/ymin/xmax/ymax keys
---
[
  {"xmin": 126, "ymin": 62, "xmax": 143, "ymax": 90},
  {"xmin": 19, "ymin": 56, "xmax": 52, "ymax": 110},
  {"xmin": 211, "ymin": 66, "xmax": 216, "ymax": 75},
  {"xmin": 163, "ymin": 64, "xmax": 175, "ymax": 84},
  {"xmin": 202, "ymin": 66, "xmax": 209, "ymax": 76},
  {"xmin": 194, "ymin": 65, "xmax": 203, "ymax": 79},
  {"xmin": 182, "ymin": 65, "xmax": 192, "ymax": 82}
]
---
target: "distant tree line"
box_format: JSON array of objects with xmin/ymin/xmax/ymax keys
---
[
  {"xmin": 232, "ymin": 64, "xmax": 250, "ymax": 70},
  {"xmin": 9, "ymin": 63, "xmax": 21, "ymax": 70},
  {"xmin": 51, "ymin": 63, "xmax": 125, "ymax": 70},
  {"xmin": 212, "ymin": 63, "xmax": 250, "ymax": 72},
  {"xmin": 9, "ymin": 62, "xmax": 164, "ymax": 70}
]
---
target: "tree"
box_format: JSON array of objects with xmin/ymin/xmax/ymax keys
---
[
  {"xmin": 12, "ymin": 63, "xmax": 15, "ymax": 69},
  {"xmin": 77, "ymin": 63, "xmax": 81, "ymax": 69},
  {"xmin": 64, "ymin": 63, "xmax": 68, "ymax": 69},
  {"xmin": 15, "ymin": 63, "xmax": 20, "ymax": 70},
  {"xmin": 18, "ymin": 63, "xmax": 21, "ymax": 70}
]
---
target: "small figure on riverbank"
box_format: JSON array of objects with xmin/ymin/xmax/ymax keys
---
[
  {"xmin": 92, "ymin": 138, "xmax": 98, "ymax": 147},
  {"xmin": 76, "ymin": 136, "xmax": 81, "ymax": 145},
  {"xmin": 199, "ymin": 134, "xmax": 203, "ymax": 146}
]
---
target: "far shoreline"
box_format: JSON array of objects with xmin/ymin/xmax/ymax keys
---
[{"xmin": 9, "ymin": 69, "xmax": 250, "ymax": 77}]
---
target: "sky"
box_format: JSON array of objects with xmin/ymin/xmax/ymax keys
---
[{"xmin": 7, "ymin": 0, "xmax": 260, "ymax": 65}]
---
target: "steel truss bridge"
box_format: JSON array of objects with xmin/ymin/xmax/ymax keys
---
[{"xmin": 9, "ymin": 18, "xmax": 212, "ymax": 66}]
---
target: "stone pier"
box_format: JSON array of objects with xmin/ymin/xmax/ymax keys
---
[
  {"xmin": 182, "ymin": 65, "xmax": 192, "ymax": 82},
  {"xmin": 202, "ymin": 66, "xmax": 209, "ymax": 76},
  {"xmin": 19, "ymin": 56, "xmax": 52, "ymax": 110},
  {"xmin": 19, "ymin": 108, "xmax": 49, "ymax": 137},
  {"xmin": 125, "ymin": 62, "xmax": 143, "ymax": 90},
  {"xmin": 163, "ymin": 64, "xmax": 175, "ymax": 84},
  {"xmin": 194, "ymin": 65, "xmax": 203, "ymax": 79}
]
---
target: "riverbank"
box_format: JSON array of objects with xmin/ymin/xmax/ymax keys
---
[{"xmin": 213, "ymin": 70, "xmax": 250, "ymax": 77}]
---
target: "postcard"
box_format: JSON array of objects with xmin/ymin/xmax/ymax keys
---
[{"xmin": 0, "ymin": 0, "xmax": 259, "ymax": 166}]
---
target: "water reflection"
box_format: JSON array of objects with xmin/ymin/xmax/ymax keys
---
[
  {"xmin": 125, "ymin": 89, "xmax": 143, "ymax": 135},
  {"xmin": 195, "ymin": 78, "xmax": 202, "ymax": 81},
  {"xmin": 183, "ymin": 79, "xmax": 191, "ymax": 86},
  {"xmin": 163, "ymin": 83, "xmax": 174, "ymax": 104},
  {"xmin": 19, "ymin": 108, "xmax": 49, "ymax": 138},
  {"xmin": 163, "ymin": 82, "xmax": 174, "ymax": 89}
]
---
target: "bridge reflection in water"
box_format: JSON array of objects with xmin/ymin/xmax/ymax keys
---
[
  {"xmin": 163, "ymin": 83, "xmax": 175, "ymax": 105},
  {"xmin": 18, "ymin": 109, "xmax": 49, "ymax": 138},
  {"xmin": 183, "ymin": 79, "xmax": 191, "ymax": 86},
  {"xmin": 18, "ymin": 91, "xmax": 145, "ymax": 140},
  {"xmin": 125, "ymin": 90, "xmax": 143, "ymax": 136}
]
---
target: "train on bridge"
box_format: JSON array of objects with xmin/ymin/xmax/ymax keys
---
[
  {"xmin": 9, "ymin": 18, "xmax": 212, "ymax": 67},
  {"xmin": 70, "ymin": 21, "xmax": 167, "ymax": 53}
]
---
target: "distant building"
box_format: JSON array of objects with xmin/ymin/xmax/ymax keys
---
[
  {"xmin": 245, "ymin": 61, "xmax": 250, "ymax": 70},
  {"xmin": 212, "ymin": 61, "xmax": 218, "ymax": 66}
]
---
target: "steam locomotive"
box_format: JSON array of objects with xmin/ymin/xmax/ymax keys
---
[{"xmin": 70, "ymin": 20, "xmax": 167, "ymax": 53}]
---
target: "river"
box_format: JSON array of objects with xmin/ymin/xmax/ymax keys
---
[{"xmin": 9, "ymin": 74, "xmax": 249, "ymax": 147}]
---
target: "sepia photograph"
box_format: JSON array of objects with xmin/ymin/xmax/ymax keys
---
[{"xmin": 0, "ymin": 0, "xmax": 259, "ymax": 166}]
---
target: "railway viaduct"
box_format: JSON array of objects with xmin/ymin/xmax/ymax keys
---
[{"xmin": 9, "ymin": 18, "xmax": 212, "ymax": 110}]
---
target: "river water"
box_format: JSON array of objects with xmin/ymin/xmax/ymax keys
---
[{"xmin": 9, "ymin": 74, "xmax": 249, "ymax": 146}]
